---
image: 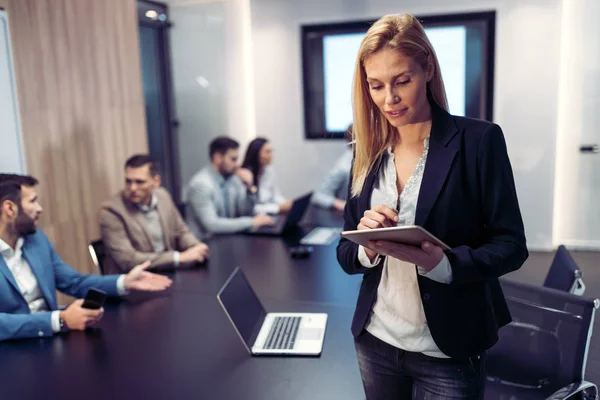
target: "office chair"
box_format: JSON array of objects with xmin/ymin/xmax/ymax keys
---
[
  {"xmin": 485, "ymin": 279, "xmax": 599, "ymax": 400},
  {"xmin": 88, "ymin": 239, "xmax": 106, "ymax": 275},
  {"xmin": 544, "ymin": 245, "xmax": 586, "ymax": 295},
  {"xmin": 177, "ymin": 202, "xmax": 186, "ymax": 219}
]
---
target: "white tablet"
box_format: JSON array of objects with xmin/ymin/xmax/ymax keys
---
[{"xmin": 341, "ymin": 225, "xmax": 451, "ymax": 251}]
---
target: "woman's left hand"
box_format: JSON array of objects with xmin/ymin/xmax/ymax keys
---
[{"xmin": 368, "ymin": 240, "xmax": 444, "ymax": 272}]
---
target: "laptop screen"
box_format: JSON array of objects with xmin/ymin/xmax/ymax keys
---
[
  {"xmin": 282, "ymin": 192, "xmax": 312, "ymax": 230},
  {"xmin": 217, "ymin": 267, "xmax": 267, "ymax": 350}
]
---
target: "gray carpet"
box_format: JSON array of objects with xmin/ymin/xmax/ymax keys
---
[{"xmin": 504, "ymin": 250, "xmax": 600, "ymax": 385}]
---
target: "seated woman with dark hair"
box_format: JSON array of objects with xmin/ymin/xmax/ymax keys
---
[{"xmin": 241, "ymin": 138, "xmax": 292, "ymax": 215}]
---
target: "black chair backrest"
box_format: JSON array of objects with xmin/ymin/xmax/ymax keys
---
[
  {"xmin": 177, "ymin": 202, "xmax": 186, "ymax": 219},
  {"xmin": 544, "ymin": 245, "xmax": 584, "ymax": 293},
  {"xmin": 88, "ymin": 239, "xmax": 106, "ymax": 275},
  {"xmin": 486, "ymin": 278, "xmax": 598, "ymax": 398}
]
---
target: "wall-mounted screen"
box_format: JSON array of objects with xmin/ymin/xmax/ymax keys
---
[{"xmin": 301, "ymin": 12, "xmax": 495, "ymax": 139}]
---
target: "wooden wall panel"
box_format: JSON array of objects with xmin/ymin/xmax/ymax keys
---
[{"xmin": 0, "ymin": 0, "xmax": 147, "ymax": 282}]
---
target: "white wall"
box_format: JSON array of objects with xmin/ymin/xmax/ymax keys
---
[
  {"xmin": 553, "ymin": 0, "xmax": 600, "ymax": 249},
  {"xmin": 0, "ymin": 11, "xmax": 26, "ymax": 174},
  {"xmin": 250, "ymin": 0, "xmax": 562, "ymax": 250}
]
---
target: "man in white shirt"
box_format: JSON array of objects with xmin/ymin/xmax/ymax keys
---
[
  {"xmin": 311, "ymin": 126, "xmax": 353, "ymax": 212},
  {"xmin": 0, "ymin": 175, "xmax": 172, "ymax": 342},
  {"xmin": 311, "ymin": 148, "xmax": 352, "ymax": 212}
]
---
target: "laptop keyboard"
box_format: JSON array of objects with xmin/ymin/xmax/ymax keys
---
[
  {"xmin": 263, "ymin": 316, "xmax": 301, "ymax": 350},
  {"xmin": 300, "ymin": 227, "xmax": 342, "ymax": 245},
  {"xmin": 253, "ymin": 216, "xmax": 284, "ymax": 233}
]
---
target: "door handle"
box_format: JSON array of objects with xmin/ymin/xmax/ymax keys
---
[{"xmin": 579, "ymin": 144, "xmax": 599, "ymax": 153}]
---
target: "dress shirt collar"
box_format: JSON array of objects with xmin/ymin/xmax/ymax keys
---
[
  {"xmin": 137, "ymin": 193, "xmax": 158, "ymax": 213},
  {"xmin": 209, "ymin": 166, "xmax": 228, "ymax": 187},
  {"xmin": 0, "ymin": 236, "xmax": 24, "ymax": 258}
]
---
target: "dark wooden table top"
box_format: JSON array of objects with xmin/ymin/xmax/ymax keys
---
[{"xmin": 0, "ymin": 208, "xmax": 365, "ymax": 400}]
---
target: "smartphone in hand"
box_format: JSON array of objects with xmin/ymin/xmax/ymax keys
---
[{"xmin": 81, "ymin": 288, "xmax": 107, "ymax": 310}]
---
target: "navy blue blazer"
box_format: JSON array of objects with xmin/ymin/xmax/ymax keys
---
[
  {"xmin": 0, "ymin": 230, "xmax": 120, "ymax": 341},
  {"xmin": 337, "ymin": 105, "xmax": 528, "ymax": 358}
]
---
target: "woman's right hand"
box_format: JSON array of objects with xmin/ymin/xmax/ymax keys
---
[
  {"xmin": 357, "ymin": 204, "xmax": 398, "ymax": 261},
  {"xmin": 236, "ymin": 168, "xmax": 254, "ymax": 188}
]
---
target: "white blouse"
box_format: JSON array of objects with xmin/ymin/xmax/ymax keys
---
[
  {"xmin": 357, "ymin": 137, "xmax": 453, "ymax": 358},
  {"xmin": 254, "ymin": 166, "xmax": 287, "ymax": 215}
]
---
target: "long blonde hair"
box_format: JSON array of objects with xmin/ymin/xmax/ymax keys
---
[{"xmin": 351, "ymin": 13, "xmax": 448, "ymax": 197}]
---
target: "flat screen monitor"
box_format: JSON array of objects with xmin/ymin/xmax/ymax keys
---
[{"xmin": 301, "ymin": 12, "xmax": 495, "ymax": 139}]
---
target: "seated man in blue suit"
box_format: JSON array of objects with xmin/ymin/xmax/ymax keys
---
[{"xmin": 0, "ymin": 175, "xmax": 172, "ymax": 342}]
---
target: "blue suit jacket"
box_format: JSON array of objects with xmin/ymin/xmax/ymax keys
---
[
  {"xmin": 337, "ymin": 105, "xmax": 529, "ymax": 358},
  {"xmin": 0, "ymin": 230, "xmax": 120, "ymax": 341}
]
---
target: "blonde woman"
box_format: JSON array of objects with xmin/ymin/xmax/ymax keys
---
[{"xmin": 336, "ymin": 14, "xmax": 528, "ymax": 399}]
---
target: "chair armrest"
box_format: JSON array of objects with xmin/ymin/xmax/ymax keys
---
[
  {"xmin": 546, "ymin": 381, "xmax": 598, "ymax": 400},
  {"xmin": 570, "ymin": 277, "xmax": 586, "ymax": 296}
]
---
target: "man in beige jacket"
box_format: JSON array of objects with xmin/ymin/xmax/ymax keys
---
[{"xmin": 99, "ymin": 155, "xmax": 209, "ymax": 274}]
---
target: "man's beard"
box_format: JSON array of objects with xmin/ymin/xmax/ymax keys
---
[
  {"xmin": 219, "ymin": 163, "xmax": 235, "ymax": 178},
  {"xmin": 15, "ymin": 212, "xmax": 36, "ymax": 235}
]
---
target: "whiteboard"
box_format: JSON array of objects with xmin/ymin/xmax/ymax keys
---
[{"xmin": 0, "ymin": 10, "xmax": 26, "ymax": 174}]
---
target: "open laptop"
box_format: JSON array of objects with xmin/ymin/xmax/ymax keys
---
[
  {"xmin": 217, "ymin": 267, "xmax": 328, "ymax": 356},
  {"xmin": 247, "ymin": 192, "xmax": 312, "ymax": 236}
]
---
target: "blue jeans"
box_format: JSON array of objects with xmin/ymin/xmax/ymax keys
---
[{"xmin": 354, "ymin": 331, "xmax": 486, "ymax": 400}]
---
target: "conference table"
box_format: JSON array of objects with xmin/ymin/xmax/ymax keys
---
[{"xmin": 0, "ymin": 207, "xmax": 367, "ymax": 400}]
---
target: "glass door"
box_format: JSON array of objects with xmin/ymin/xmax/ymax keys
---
[{"xmin": 137, "ymin": 0, "xmax": 181, "ymax": 204}]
